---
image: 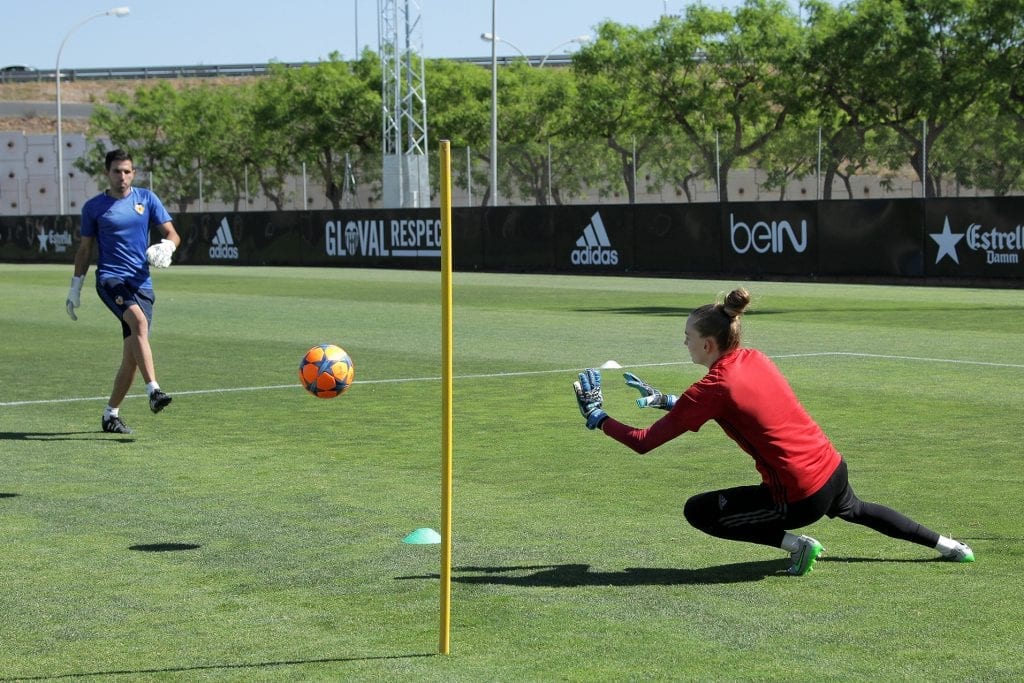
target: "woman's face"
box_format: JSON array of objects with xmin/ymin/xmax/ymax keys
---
[{"xmin": 683, "ymin": 316, "xmax": 711, "ymax": 367}]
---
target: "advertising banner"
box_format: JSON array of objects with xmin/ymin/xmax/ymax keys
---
[
  {"xmin": 924, "ymin": 198, "xmax": 1024, "ymax": 279},
  {"xmin": 0, "ymin": 215, "xmax": 78, "ymax": 263},
  {"xmin": 451, "ymin": 208, "xmax": 485, "ymax": 271},
  {"xmin": 318, "ymin": 209, "xmax": 443, "ymax": 267},
  {"xmin": 632, "ymin": 205, "xmax": 721, "ymax": 273},
  {"xmin": 720, "ymin": 202, "xmax": 818, "ymax": 276},
  {"xmin": 1, "ymin": 200, "xmax": 1020, "ymax": 284},
  {"xmin": 552, "ymin": 205, "xmax": 633, "ymax": 273},
  {"xmin": 175, "ymin": 212, "xmax": 318, "ymax": 266},
  {"xmin": 818, "ymin": 199, "xmax": 924, "ymax": 276},
  {"xmin": 480, "ymin": 206, "xmax": 555, "ymax": 271},
  {"xmin": 174, "ymin": 209, "xmax": 447, "ymax": 267}
]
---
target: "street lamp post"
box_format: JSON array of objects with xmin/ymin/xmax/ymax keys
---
[
  {"xmin": 538, "ymin": 35, "xmax": 592, "ymax": 67},
  {"xmin": 480, "ymin": 32, "xmax": 529, "ymax": 63},
  {"xmin": 480, "ymin": 33, "xmax": 593, "ymax": 67},
  {"xmin": 56, "ymin": 6, "xmax": 130, "ymax": 215}
]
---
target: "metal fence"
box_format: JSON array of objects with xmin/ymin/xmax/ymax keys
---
[
  {"xmin": 0, "ymin": 143, "xmax": 1004, "ymax": 218},
  {"xmin": 1, "ymin": 131, "xmax": 1017, "ymax": 217}
]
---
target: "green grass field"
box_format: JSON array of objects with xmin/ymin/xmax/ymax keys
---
[{"xmin": 1, "ymin": 264, "xmax": 1022, "ymax": 681}]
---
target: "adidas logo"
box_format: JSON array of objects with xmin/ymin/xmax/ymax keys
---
[
  {"xmin": 210, "ymin": 217, "xmax": 240, "ymax": 259},
  {"xmin": 571, "ymin": 211, "xmax": 619, "ymax": 265}
]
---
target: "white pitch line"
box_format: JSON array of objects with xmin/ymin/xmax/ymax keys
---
[
  {"xmin": 2, "ymin": 352, "xmax": 1021, "ymax": 408},
  {"xmin": 769, "ymin": 351, "xmax": 1024, "ymax": 369}
]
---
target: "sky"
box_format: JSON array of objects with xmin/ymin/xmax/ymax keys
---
[{"xmin": 1, "ymin": 0, "xmax": 774, "ymax": 71}]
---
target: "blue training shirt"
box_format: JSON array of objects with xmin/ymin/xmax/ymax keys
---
[{"xmin": 81, "ymin": 187, "xmax": 173, "ymax": 289}]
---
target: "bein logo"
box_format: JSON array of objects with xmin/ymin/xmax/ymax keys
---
[{"xmin": 730, "ymin": 213, "xmax": 808, "ymax": 255}]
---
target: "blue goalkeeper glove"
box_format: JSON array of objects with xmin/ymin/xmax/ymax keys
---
[
  {"xmin": 623, "ymin": 372, "xmax": 677, "ymax": 410},
  {"xmin": 573, "ymin": 368, "xmax": 609, "ymax": 430}
]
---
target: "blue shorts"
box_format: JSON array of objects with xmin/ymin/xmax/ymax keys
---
[{"xmin": 96, "ymin": 278, "xmax": 155, "ymax": 339}]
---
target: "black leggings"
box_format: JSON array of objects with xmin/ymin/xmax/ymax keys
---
[{"xmin": 682, "ymin": 459, "xmax": 941, "ymax": 549}]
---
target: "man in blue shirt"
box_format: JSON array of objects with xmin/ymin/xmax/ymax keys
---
[{"xmin": 66, "ymin": 149, "xmax": 181, "ymax": 434}]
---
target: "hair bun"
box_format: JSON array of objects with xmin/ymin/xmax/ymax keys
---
[{"xmin": 723, "ymin": 287, "xmax": 751, "ymax": 318}]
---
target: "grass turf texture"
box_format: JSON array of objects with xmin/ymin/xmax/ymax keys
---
[{"xmin": 1, "ymin": 264, "xmax": 1022, "ymax": 681}]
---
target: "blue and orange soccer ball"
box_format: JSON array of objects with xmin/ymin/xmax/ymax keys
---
[{"xmin": 299, "ymin": 344, "xmax": 355, "ymax": 399}]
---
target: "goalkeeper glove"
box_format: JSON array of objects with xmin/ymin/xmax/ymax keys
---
[
  {"xmin": 66, "ymin": 275, "xmax": 84, "ymax": 321},
  {"xmin": 573, "ymin": 368, "xmax": 609, "ymax": 430},
  {"xmin": 146, "ymin": 238, "xmax": 176, "ymax": 268},
  {"xmin": 623, "ymin": 371, "xmax": 677, "ymax": 410}
]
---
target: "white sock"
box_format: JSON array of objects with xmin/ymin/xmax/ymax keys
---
[
  {"xmin": 104, "ymin": 405, "xmax": 118, "ymax": 418},
  {"xmin": 780, "ymin": 532, "xmax": 802, "ymax": 552},
  {"xmin": 935, "ymin": 535, "xmax": 959, "ymax": 555},
  {"xmin": 146, "ymin": 382, "xmax": 161, "ymax": 396}
]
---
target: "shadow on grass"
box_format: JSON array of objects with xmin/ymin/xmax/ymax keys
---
[
  {"xmin": 825, "ymin": 556, "xmax": 967, "ymax": 564},
  {"xmin": 0, "ymin": 431, "xmax": 134, "ymax": 443},
  {"xmin": 398, "ymin": 560, "xmax": 786, "ymax": 586},
  {"xmin": 0, "ymin": 654, "xmax": 435, "ymax": 681},
  {"xmin": 575, "ymin": 307, "xmax": 785, "ymax": 317},
  {"xmin": 0, "ymin": 493, "xmax": 20, "ymax": 498},
  {"xmin": 129, "ymin": 543, "xmax": 201, "ymax": 552},
  {"xmin": 399, "ymin": 554, "xmax": 976, "ymax": 586}
]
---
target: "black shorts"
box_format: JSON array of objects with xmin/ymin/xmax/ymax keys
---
[{"xmin": 96, "ymin": 278, "xmax": 155, "ymax": 339}]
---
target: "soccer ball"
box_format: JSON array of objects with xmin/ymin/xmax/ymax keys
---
[{"xmin": 299, "ymin": 344, "xmax": 355, "ymax": 399}]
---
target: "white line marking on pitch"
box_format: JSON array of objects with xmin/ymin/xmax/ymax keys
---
[{"xmin": 2, "ymin": 352, "xmax": 1021, "ymax": 407}]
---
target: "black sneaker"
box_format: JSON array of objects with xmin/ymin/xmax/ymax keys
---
[
  {"xmin": 149, "ymin": 389, "xmax": 172, "ymax": 413},
  {"xmin": 102, "ymin": 415, "xmax": 133, "ymax": 434}
]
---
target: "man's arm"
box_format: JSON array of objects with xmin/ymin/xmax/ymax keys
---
[
  {"xmin": 157, "ymin": 221, "xmax": 180, "ymax": 250},
  {"xmin": 66, "ymin": 235, "xmax": 94, "ymax": 320},
  {"xmin": 72, "ymin": 234, "xmax": 94, "ymax": 277}
]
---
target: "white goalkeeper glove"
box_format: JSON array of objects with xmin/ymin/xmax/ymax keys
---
[
  {"xmin": 66, "ymin": 275, "xmax": 84, "ymax": 321},
  {"xmin": 146, "ymin": 238, "xmax": 176, "ymax": 268}
]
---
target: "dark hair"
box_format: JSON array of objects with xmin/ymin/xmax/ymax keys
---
[
  {"xmin": 689, "ymin": 288, "xmax": 752, "ymax": 353},
  {"xmin": 104, "ymin": 149, "xmax": 133, "ymax": 171}
]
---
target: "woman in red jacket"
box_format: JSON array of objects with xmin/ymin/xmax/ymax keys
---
[{"xmin": 573, "ymin": 287, "xmax": 974, "ymax": 576}]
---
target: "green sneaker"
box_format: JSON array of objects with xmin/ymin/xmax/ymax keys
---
[
  {"xmin": 788, "ymin": 535, "xmax": 824, "ymax": 576},
  {"xmin": 944, "ymin": 541, "xmax": 975, "ymax": 563}
]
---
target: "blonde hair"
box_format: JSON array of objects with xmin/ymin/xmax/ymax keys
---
[{"xmin": 689, "ymin": 288, "xmax": 752, "ymax": 352}]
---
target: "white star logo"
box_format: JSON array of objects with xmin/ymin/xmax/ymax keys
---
[{"xmin": 929, "ymin": 217, "xmax": 965, "ymax": 264}]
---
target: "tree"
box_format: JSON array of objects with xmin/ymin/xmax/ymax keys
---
[
  {"xmin": 930, "ymin": 98, "xmax": 1024, "ymax": 196},
  {"xmin": 804, "ymin": 0, "xmax": 1019, "ymax": 197},
  {"xmin": 177, "ymin": 83, "xmax": 258, "ymax": 211},
  {"xmin": 74, "ymin": 4, "xmax": 1024, "ymax": 209},
  {"xmin": 254, "ymin": 53, "xmax": 381, "ymax": 210},
  {"xmin": 494, "ymin": 61, "xmax": 594, "ymax": 205},
  {"xmin": 80, "ymin": 82, "xmax": 202, "ymax": 213},
  {"xmin": 630, "ymin": 1, "xmax": 807, "ymax": 200},
  {"xmin": 423, "ymin": 58, "xmax": 493, "ymax": 205},
  {"xmin": 572, "ymin": 21, "xmax": 669, "ymax": 203}
]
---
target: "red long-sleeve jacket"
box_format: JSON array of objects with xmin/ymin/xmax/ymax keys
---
[{"xmin": 601, "ymin": 348, "xmax": 842, "ymax": 504}]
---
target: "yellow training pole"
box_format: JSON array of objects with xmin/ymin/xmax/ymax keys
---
[{"xmin": 438, "ymin": 139, "xmax": 454, "ymax": 655}]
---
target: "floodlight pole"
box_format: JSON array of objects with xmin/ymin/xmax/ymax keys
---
[
  {"xmin": 489, "ymin": 1, "xmax": 499, "ymax": 206},
  {"xmin": 56, "ymin": 6, "xmax": 130, "ymax": 215}
]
